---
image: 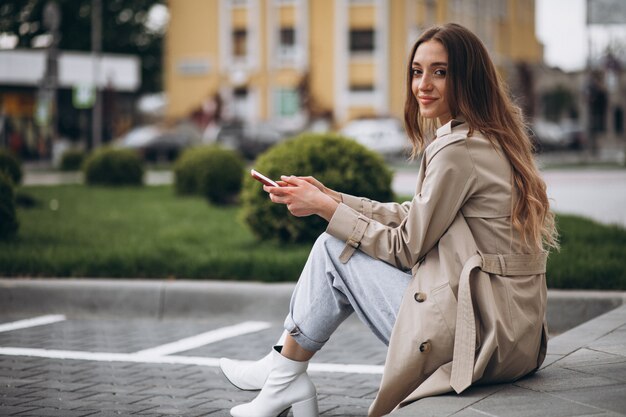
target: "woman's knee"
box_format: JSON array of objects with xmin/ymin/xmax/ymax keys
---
[{"xmin": 313, "ymin": 232, "xmax": 344, "ymax": 254}]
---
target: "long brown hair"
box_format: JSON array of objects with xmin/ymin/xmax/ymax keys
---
[{"xmin": 404, "ymin": 23, "xmax": 558, "ymax": 251}]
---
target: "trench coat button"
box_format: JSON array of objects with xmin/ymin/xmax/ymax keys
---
[
  {"xmin": 419, "ymin": 341, "xmax": 431, "ymax": 353},
  {"xmin": 414, "ymin": 292, "xmax": 427, "ymax": 303}
]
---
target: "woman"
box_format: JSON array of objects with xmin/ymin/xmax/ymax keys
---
[{"xmin": 221, "ymin": 23, "xmax": 558, "ymax": 417}]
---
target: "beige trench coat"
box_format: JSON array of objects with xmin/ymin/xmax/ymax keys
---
[{"xmin": 326, "ymin": 119, "xmax": 549, "ymax": 416}]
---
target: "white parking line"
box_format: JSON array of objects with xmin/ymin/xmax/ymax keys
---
[
  {"xmin": 0, "ymin": 318, "xmax": 385, "ymax": 375},
  {"xmin": 0, "ymin": 315, "xmax": 66, "ymax": 333},
  {"xmin": 0, "ymin": 347, "xmax": 384, "ymax": 374},
  {"xmin": 0, "ymin": 347, "xmax": 151, "ymax": 363},
  {"xmin": 134, "ymin": 321, "xmax": 272, "ymax": 357}
]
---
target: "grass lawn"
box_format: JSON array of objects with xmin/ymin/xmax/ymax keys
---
[
  {"xmin": 2, "ymin": 184, "xmax": 625, "ymax": 289},
  {"xmin": 2, "ymin": 185, "xmax": 312, "ymax": 281}
]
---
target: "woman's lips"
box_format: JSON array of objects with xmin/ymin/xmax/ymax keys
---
[{"xmin": 419, "ymin": 97, "xmax": 437, "ymax": 105}]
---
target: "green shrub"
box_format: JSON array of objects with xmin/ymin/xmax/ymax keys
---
[
  {"xmin": 83, "ymin": 148, "xmax": 144, "ymax": 186},
  {"xmin": 242, "ymin": 133, "xmax": 393, "ymax": 243},
  {"xmin": 174, "ymin": 145, "xmax": 245, "ymax": 204},
  {"xmin": 0, "ymin": 149, "xmax": 22, "ymax": 185},
  {"xmin": 199, "ymin": 149, "xmax": 245, "ymax": 204},
  {"xmin": 546, "ymin": 214, "xmax": 626, "ymax": 290},
  {"xmin": 0, "ymin": 172, "xmax": 19, "ymax": 239},
  {"xmin": 173, "ymin": 146, "xmax": 210, "ymax": 195},
  {"xmin": 60, "ymin": 149, "xmax": 86, "ymax": 171}
]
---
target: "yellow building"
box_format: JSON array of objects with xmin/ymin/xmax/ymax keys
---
[{"xmin": 165, "ymin": 0, "xmax": 542, "ymax": 127}]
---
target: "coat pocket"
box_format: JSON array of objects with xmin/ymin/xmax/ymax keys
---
[{"xmin": 431, "ymin": 282, "xmax": 457, "ymax": 341}]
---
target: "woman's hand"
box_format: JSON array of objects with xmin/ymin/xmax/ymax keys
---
[
  {"xmin": 264, "ymin": 176, "xmax": 339, "ymax": 221},
  {"xmin": 297, "ymin": 176, "xmax": 342, "ymax": 203}
]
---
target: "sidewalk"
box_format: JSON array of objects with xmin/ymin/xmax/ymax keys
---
[
  {"xmin": 1, "ymin": 278, "xmax": 625, "ymax": 416},
  {"xmin": 22, "ymin": 169, "xmax": 173, "ymax": 187},
  {"xmin": 392, "ymin": 304, "xmax": 626, "ymax": 417}
]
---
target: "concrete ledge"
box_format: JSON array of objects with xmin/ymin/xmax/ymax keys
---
[
  {"xmin": 160, "ymin": 280, "xmax": 295, "ymax": 320},
  {"xmin": 0, "ymin": 278, "xmax": 295, "ymax": 320},
  {"xmin": 0, "ymin": 279, "xmax": 163, "ymax": 317},
  {"xmin": 544, "ymin": 301, "xmax": 626, "ymax": 359},
  {"xmin": 546, "ymin": 289, "xmax": 626, "ymax": 334},
  {"xmin": 1, "ymin": 279, "xmax": 624, "ymax": 330}
]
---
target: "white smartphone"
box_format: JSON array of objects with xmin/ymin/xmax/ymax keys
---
[{"xmin": 250, "ymin": 169, "xmax": 280, "ymax": 187}]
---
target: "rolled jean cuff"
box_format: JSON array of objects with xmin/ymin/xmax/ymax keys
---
[{"xmin": 284, "ymin": 315, "xmax": 327, "ymax": 352}]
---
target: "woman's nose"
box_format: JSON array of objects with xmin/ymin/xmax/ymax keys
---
[{"xmin": 418, "ymin": 74, "xmax": 432, "ymax": 91}]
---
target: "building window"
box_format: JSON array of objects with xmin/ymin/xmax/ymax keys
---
[
  {"xmin": 350, "ymin": 29, "xmax": 375, "ymax": 53},
  {"xmin": 275, "ymin": 88, "xmax": 299, "ymax": 117},
  {"xmin": 350, "ymin": 84, "xmax": 374, "ymax": 92},
  {"xmin": 278, "ymin": 27, "xmax": 296, "ymax": 61},
  {"xmin": 233, "ymin": 29, "xmax": 247, "ymax": 57},
  {"xmin": 280, "ymin": 27, "xmax": 295, "ymax": 47}
]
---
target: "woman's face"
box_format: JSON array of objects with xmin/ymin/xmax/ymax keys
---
[{"xmin": 411, "ymin": 39, "xmax": 452, "ymax": 125}]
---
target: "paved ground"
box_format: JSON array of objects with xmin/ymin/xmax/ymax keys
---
[
  {"xmin": 1, "ymin": 292, "xmax": 625, "ymax": 417},
  {"xmin": 393, "ymin": 304, "xmax": 626, "ymax": 417},
  {"xmin": 0, "ymin": 313, "xmax": 385, "ymax": 416}
]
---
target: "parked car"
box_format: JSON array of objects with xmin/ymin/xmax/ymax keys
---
[
  {"xmin": 340, "ymin": 117, "xmax": 410, "ymax": 158},
  {"xmin": 208, "ymin": 120, "xmax": 284, "ymax": 159},
  {"xmin": 559, "ymin": 119, "xmax": 586, "ymax": 150},
  {"xmin": 115, "ymin": 122, "xmax": 202, "ymax": 162},
  {"xmin": 530, "ymin": 119, "xmax": 586, "ymax": 151}
]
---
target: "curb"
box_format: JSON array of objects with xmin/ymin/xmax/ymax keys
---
[
  {"xmin": 0, "ymin": 278, "xmax": 295, "ymax": 321},
  {"xmin": 1, "ymin": 278, "xmax": 625, "ymax": 333},
  {"xmin": 546, "ymin": 289, "xmax": 626, "ymax": 333}
]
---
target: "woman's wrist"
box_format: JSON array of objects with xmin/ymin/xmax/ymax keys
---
[
  {"xmin": 318, "ymin": 195, "xmax": 340, "ymax": 222},
  {"xmin": 324, "ymin": 187, "xmax": 342, "ymax": 204}
]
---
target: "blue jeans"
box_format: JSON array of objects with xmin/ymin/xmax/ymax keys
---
[{"xmin": 284, "ymin": 233, "xmax": 412, "ymax": 352}]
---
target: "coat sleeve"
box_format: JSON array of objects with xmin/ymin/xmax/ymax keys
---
[
  {"xmin": 326, "ymin": 140, "xmax": 477, "ymax": 270},
  {"xmin": 340, "ymin": 193, "xmax": 412, "ymax": 227}
]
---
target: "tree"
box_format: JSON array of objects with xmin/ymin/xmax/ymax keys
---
[{"xmin": 0, "ymin": 0, "xmax": 166, "ymax": 93}]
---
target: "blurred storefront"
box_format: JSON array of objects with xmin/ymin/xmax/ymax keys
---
[
  {"xmin": 0, "ymin": 49, "xmax": 140, "ymax": 160},
  {"xmin": 165, "ymin": 0, "xmax": 543, "ymax": 130},
  {"xmin": 530, "ymin": 0, "xmax": 626, "ymax": 155}
]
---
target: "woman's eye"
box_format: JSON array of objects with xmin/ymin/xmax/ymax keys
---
[
  {"xmin": 412, "ymin": 69, "xmax": 422, "ymax": 77},
  {"xmin": 434, "ymin": 69, "xmax": 447, "ymax": 77}
]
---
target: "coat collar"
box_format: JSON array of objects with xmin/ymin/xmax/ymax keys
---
[{"xmin": 436, "ymin": 118, "xmax": 466, "ymax": 138}]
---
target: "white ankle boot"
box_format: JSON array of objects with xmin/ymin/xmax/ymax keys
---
[
  {"xmin": 220, "ymin": 331, "xmax": 287, "ymax": 391},
  {"xmin": 220, "ymin": 351, "xmax": 273, "ymax": 390},
  {"xmin": 230, "ymin": 348, "xmax": 318, "ymax": 417}
]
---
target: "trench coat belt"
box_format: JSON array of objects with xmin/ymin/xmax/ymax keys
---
[
  {"xmin": 450, "ymin": 251, "xmax": 548, "ymax": 394},
  {"xmin": 339, "ymin": 215, "xmax": 370, "ymax": 263}
]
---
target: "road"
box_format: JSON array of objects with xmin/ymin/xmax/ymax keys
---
[{"xmin": 393, "ymin": 168, "xmax": 626, "ymax": 228}]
